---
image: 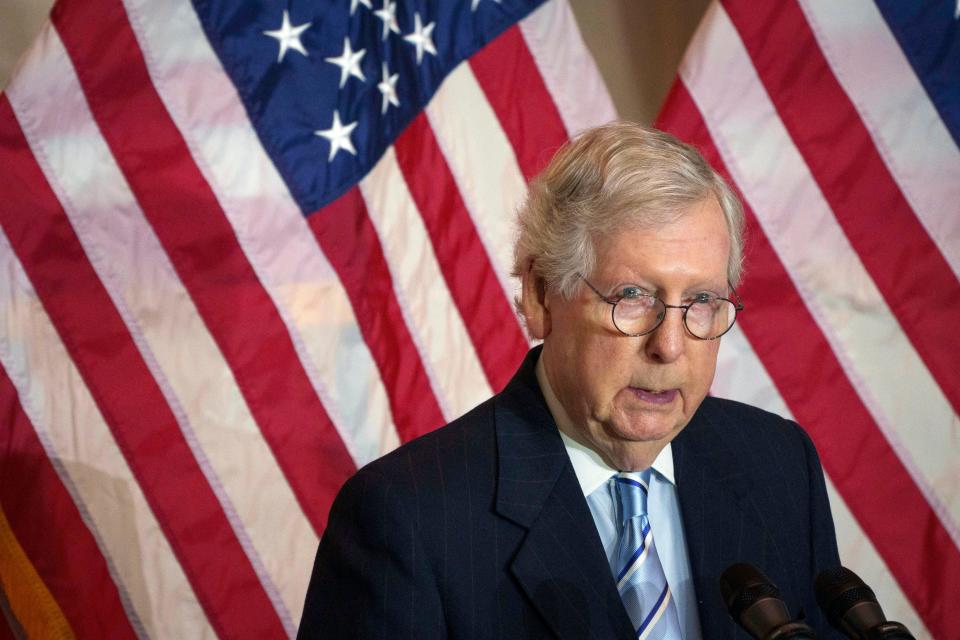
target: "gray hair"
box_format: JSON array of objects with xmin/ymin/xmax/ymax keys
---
[{"xmin": 512, "ymin": 122, "xmax": 745, "ymax": 299}]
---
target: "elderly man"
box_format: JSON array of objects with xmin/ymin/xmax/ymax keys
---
[{"xmin": 298, "ymin": 123, "xmax": 840, "ymax": 639}]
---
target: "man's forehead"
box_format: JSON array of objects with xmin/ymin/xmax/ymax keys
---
[
  {"xmin": 590, "ymin": 201, "xmax": 731, "ymax": 283},
  {"xmin": 595, "ymin": 199, "xmax": 729, "ymax": 246}
]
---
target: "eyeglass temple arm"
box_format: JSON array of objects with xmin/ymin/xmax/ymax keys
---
[
  {"xmin": 728, "ymin": 282, "xmax": 744, "ymax": 311},
  {"xmin": 580, "ymin": 276, "xmax": 620, "ymax": 305}
]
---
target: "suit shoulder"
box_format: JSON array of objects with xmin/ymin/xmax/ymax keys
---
[
  {"xmin": 696, "ymin": 396, "xmax": 820, "ymax": 464},
  {"xmin": 701, "ymin": 396, "xmax": 807, "ymax": 436},
  {"xmin": 700, "ymin": 395, "xmax": 788, "ymax": 423},
  {"xmin": 338, "ymin": 395, "xmax": 497, "ymax": 502}
]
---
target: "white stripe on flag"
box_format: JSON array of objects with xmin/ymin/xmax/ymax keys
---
[
  {"xmin": 0, "ymin": 226, "xmax": 215, "ymax": 640},
  {"xmin": 519, "ymin": 0, "xmax": 618, "ymax": 136},
  {"xmin": 681, "ymin": 2, "xmax": 960, "ymax": 546},
  {"xmin": 713, "ymin": 327, "xmax": 930, "ymax": 637},
  {"xmin": 425, "ymin": 63, "xmax": 527, "ymax": 305},
  {"xmin": 360, "ymin": 146, "xmax": 493, "ymax": 420},
  {"xmin": 798, "ymin": 0, "xmax": 960, "ymax": 280},
  {"xmin": 5, "ymin": 25, "xmax": 313, "ymax": 627},
  {"xmin": 122, "ymin": 0, "xmax": 401, "ymax": 465}
]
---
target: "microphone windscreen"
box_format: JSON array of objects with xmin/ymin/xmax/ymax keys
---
[
  {"xmin": 814, "ymin": 566, "xmax": 878, "ymax": 628},
  {"xmin": 720, "ymin": 563, "xmax": 781, "ymax": 620}
]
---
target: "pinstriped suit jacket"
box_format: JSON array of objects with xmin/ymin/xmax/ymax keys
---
[{"xmin": 298, "ymin": 347, "xmax": 842, "ymax": 639}]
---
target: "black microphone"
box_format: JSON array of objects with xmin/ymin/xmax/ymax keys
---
[
  {"xmin": 814, "ymin": 567, "xmax": 915, "ymax": 639},
  {"xmin": 720, "ymin": 563, "xmax": 818, "ymax": 639}
]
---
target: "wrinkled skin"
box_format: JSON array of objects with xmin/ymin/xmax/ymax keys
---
[{"xmin": 521, "ymin": 196, "xmax": 731, "ymax": 471}]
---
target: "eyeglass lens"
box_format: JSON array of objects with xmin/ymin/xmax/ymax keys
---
[{"xmin": 612, "ymin": 296, "xmax": 737, "ymax": 339}]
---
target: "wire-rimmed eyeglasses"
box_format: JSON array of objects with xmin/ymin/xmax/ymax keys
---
[{"xmin": 580, "ymin": 276, "xmax": 744, "ymax": 340}]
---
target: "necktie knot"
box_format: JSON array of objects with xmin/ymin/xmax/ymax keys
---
[{"xmin": 615, "ymin": 470, "xmax": 651, "ymax": 524}]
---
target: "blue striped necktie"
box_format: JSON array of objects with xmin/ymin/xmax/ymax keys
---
[{"xmin": 614, "ymin": 470, "xmax": 682, "ymax": 639}]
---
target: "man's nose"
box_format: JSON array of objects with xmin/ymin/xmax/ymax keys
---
[{"xmin": 643, "ymin": 306, "xmax": 686, "ymax": 362}]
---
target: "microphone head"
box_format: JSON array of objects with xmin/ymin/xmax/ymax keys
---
[
  {"xmin": 720, "ymin": 563, "xmax": 781, "ymax": 619},
  {"xmin": 720, "ymin": 563, "xmax": 817, "ymax": 639},
  {"xmin": 814, "ymin": 566, "xmax": 879, "ymax": 629}
]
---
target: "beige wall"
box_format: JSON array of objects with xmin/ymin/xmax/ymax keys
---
[
  {"xmin": 569, "ymin": 0, "xmax": 709, "ymax": 123},
  {"xmin": 0, "ymin": 0, "xmax": 54, "ymax": 91},
  {"xmin": 0, "ymin": 1, "xmax": 709, "ymax": 123}
]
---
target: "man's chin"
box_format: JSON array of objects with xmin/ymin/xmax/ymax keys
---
[
  {"xmin": 597, "ymin": 420, "xmax": 681, "ymax": 470},
  {"xmin": 606, "ymin": 408, "xmax": 683, "ymax": 441}
]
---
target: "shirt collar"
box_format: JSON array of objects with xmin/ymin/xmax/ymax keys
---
[{"xmin": 535, "ymin": 352, "xmax": 676, "ymax": 496}]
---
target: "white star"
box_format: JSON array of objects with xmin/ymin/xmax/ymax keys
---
[
  {"xmin": 403, "ymin": 13, "xmax": 437, "ymax": 65},
  {"xmin": 263, "ymin": 10, "xmax": 311, "ymax": 63},
  {"xmin": 350, "ymin": 0, "xmax": 372, "ymax": 15},
  {"xmin": 315, "ymin": 111, "xmax": 358, "ymax": 161},
  {"xmin": 374, "ymin": 1, "xmax": 401, "ymax": 41},
  {"xmin": 955, "ymin": 0, "xmax": 959, "ymax": 19},
  {"xmin": 377, "ymin": 63, "xmax": 400, "ymax": 114},
  {"xmin": 471, "ymin": 0, "xmax": 501, "ymax": 11},
  {"xmin": 325, "ymin": 37, "xmax": 366, "ymax": 88}
]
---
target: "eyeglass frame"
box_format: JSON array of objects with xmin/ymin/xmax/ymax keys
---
[{"xmin": 578, "ymin": 275, "xmax": 744, "ymax": 340}]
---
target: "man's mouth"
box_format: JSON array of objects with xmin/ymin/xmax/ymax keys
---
[{"xmin": 629, "ymin": 387, "xmax": 679, "ymax": 405}]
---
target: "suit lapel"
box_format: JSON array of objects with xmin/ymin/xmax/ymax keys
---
[
  {"xmin": 493, "ymin": 349, "xmax": 634, "ymax": 640},
  {"xmin": 673, "ymin": 400, "xmax": 772, "ymax": 639}
]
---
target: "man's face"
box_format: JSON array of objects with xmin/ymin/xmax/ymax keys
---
[{"xmin": 524, "ymin": 196, "xmax": 731, "ymax": 470}]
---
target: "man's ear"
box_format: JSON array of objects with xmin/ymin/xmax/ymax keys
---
[{"xmin": 519, "ymin": 260, "xmax": 551, "ymax": 340}]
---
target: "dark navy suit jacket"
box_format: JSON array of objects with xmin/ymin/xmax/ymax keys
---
[{"xmin": 298, "ymin": 348, "xmax": 841, "ymax": 639}]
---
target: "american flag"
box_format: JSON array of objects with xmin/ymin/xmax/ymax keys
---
[
  {"xmin": 656, "ymin": 1, "xmax": 959, "ymax": 637},
  {"xmin": 0, "ymin": 0, "xmax": 954, "ymax": 638}
]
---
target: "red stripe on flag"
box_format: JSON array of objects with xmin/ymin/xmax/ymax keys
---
[
  {"xmin": 394, "ymin": 114, "xmax": 528, "ymax": 393},
  {"xmin": 657, "ymin": 81, "xmax": 960, "ymax": 638},
  {"xmin": 470, "ymin": 25, "xmax": 569, "ymax": 181},
  {"xmin": 308, "ymin": 187, "xmax": 446, "ymax": 441},
  {"xmin": 721, "ymin": 0, "xmax": 960, "ymax": 419},
  {"xmin": 0, "ymin": 96, "xmax": 286, "ymax": 639},
  {"xmin": 50, "ymin": 0, "xmax": 355, "ymax": 534},
  {"xmin": 0, "ymin": 363, "xmax": 137, "ymax": 639}
]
